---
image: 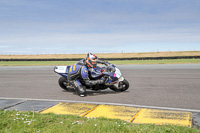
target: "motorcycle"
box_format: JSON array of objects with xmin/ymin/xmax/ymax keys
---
[{"xmin": 54, "ymin": 63, "xmax": 129, "ymax": 93}]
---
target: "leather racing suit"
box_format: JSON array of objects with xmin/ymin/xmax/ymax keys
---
[{"xmin": 68, "ymin": 59, "xmax": 109, "ymax": 96}]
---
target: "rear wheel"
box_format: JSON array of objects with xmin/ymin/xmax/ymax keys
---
[
  {"xmin": 58, "ymin": 77, "xmax": 72, "ymax": 91},
  {"xmin": 109, "ymin": 79, "xmax": 129, "ymax": 92}
]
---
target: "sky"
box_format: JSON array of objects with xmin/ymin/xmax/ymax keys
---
[{"xmin": 0, "ymin": 0, "xmax": 200, "ymax": 55}]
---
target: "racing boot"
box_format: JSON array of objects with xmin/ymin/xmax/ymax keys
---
[
  {"xmin": 76, "ymin": 85, "xmax": 86, "ymax": 97},
  {"xmin": 72, "ymin": 80, "xmax": 86, "ymax": 97}
]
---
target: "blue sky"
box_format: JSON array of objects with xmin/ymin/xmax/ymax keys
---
[{"xmin": 0, "ymin": 0, "xmax": 200, "ymax": 54}]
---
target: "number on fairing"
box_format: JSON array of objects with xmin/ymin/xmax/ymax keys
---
[{"xmin": 115, "ymin": 68, "xmax": 121, "ymax": 78}]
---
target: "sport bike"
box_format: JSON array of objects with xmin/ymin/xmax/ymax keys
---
[{"xmin": 54, "ymin": 63, "xmax": 129, "ymax": 92}]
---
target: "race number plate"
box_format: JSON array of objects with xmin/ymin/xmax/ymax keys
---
[{"xmin": 115, "ymin": 68, "xmax": 121, "ymax": 78}]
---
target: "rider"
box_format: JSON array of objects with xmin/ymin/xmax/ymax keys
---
[{"xmin": 68, "ymin": 53, "xmax": 110, "ymax": 97}]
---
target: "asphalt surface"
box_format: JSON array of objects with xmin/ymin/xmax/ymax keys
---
[{"xmin": 0, "ymin": 64, "xmax": 200, "ymax": 110}]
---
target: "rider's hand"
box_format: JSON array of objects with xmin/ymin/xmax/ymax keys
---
[{"xmin": 100, "ymin": 69, "xmax": 104, "ymax": 72}]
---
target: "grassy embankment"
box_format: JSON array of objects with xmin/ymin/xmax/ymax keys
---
[
  {"xmin": 0, "ymin": 51, "xmax": 200, "ymax": 66},
  {"xmin": 0, "ymin": 59, "xmax": 200, "ymax": 66},
  {"xmin": 0, "ymin": 110, "xmax": 199, "ymax": 133},
  {"xmin": 1, "ymin": 51, "xmax": 200, "ymax": 59}
]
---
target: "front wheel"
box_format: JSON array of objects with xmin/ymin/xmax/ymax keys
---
[
  {"xmin": 58, "ymin": 77, "xmax": 72, "ymax": 91},
  {"xmin": 109, "ymin": 79, "xmax": 129, "ymax": 92}
]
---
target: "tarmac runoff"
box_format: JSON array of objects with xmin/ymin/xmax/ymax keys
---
[{"xmin": 0, "ymin": 97, "xmax": 200, "ymax": 128}]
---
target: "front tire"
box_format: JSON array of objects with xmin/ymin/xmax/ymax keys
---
[{"xmin": 109, "ymin": 79, "xmax": 129, "ymax": 92}]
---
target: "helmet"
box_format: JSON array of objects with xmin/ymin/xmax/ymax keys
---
[{"xmin": 85, "ymin": 53, "xmax": 98, "ymax": 68}]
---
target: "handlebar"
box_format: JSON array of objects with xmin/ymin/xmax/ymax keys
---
[
  {"xmin": 100, "ymin": 64, "xmax": 116, "ymax": 73},
  {"xmin": 106, "ymin": 65, "xmax": 115, "ymax": 72}
]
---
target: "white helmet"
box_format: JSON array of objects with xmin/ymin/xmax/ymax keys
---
[{"xmin": 85, "ymin": 53, "xmax": 98, "ymax": 68}]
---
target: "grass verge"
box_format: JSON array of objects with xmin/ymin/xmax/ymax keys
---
[
  {"xmin": 109, "ymin": 59, "xmax": 200, "ymax": 65},
  {"xmin": 0, "ymin": 110, "xmax": 199, "ymax": 133},
  {"xmin": 1, "ymin": 51, "xmax": 200, "ymax": 59},
  {"xmin": 0, "ymin": 59, "xmax": 200, "ymax": 66}
]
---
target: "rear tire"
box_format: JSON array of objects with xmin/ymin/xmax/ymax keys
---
[
  {"xmin": 58, "ymin": 77, "xmax": 70, "ymax": 91},
  {"xmin": 109, "ymin": 79, "xmax": 129, "ymax": 92}
]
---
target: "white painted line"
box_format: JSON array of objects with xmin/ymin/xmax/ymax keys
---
[{"xmin": 1, "ymin": 97, "xmax": 200, "ymax": 113}]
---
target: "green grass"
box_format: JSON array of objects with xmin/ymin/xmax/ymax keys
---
[
  {"xmin": 0, "ymin": 110, "xmax": 199, "ymax": 133},
  {"xmin": 0, "ymin": 61, "xmax": 77, "ymax": 66},
  {"xmin": 0, "ymin": 59, "xmax": 200, "ymax": 66},
  {"xmin": 109, "ymin": 59, "xmax": 200, "ymax": 65}
]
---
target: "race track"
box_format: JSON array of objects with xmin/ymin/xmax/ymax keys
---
[{"xmin": 0, "ymin": 64, "xmax": 200, "ymax": 110}]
